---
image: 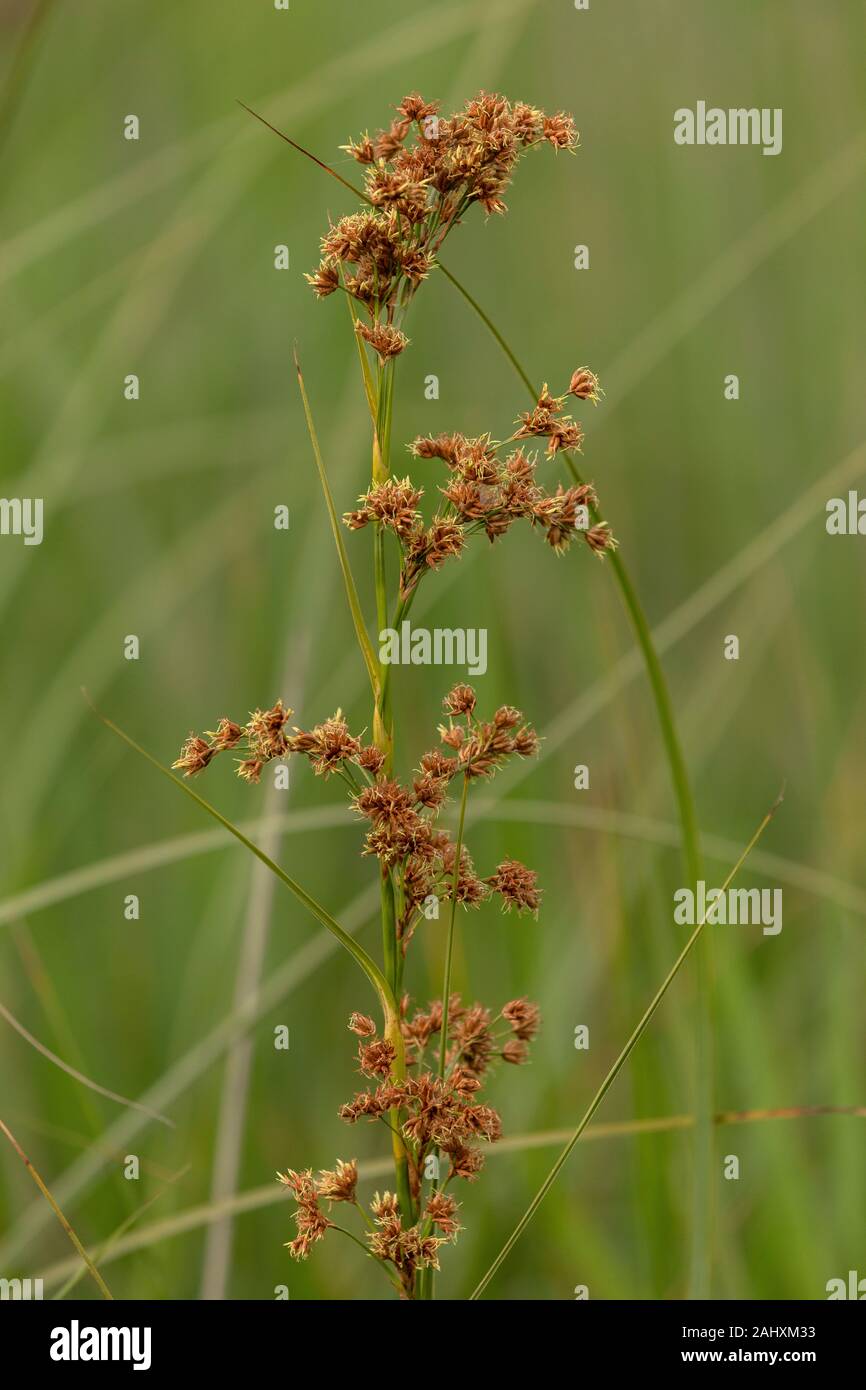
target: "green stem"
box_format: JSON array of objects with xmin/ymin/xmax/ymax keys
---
[
  {"xmin": 380, "ymin": 867, "xmax": 398, "ymax": 996},
  {"xmin": 420, "ymin": 771, "xmax": 470, "ymax": 1301},
  {"xmin": 359, "ymin": 347, "xmax": 413, "ymax": 1234},
  {"xmin": 438, "ymin": 773, "xmax": 469, "ymax": 1079},
  {"xmin": 294, "ymin": 349, "xmax": 380, "ymax": 702},
  {"xmin": 331, "ymin": 1223, "xmax": 403, "ymax": 1295}
]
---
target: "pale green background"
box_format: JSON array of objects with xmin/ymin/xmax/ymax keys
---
[{"xmin": 0, "ymin": 0, "xmax": 864, "ymax": 1300}]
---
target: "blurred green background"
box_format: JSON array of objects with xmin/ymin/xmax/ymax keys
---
[{"xmin": 1, "ymin": 0, "xmax": 864, "ymax": 1301}]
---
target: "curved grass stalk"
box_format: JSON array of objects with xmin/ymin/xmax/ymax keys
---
[
  {"xmin": 438, "ymin": 774, "xmax": 469, "ymax": 1079},
  {"xmin": 437, "ymin": 260, "xmax": 712, "ymax": 1296},
  {"xmin": 85, "ymin": 693, "xmax": 417, "ymax": 1228},
  {"xmin": 437, "ymin": 264, "xmax": 702, "ymax": 880},
  {"xmin": 35, "ymin": 1097, "xmax": 861, "ymax": 1293},
  {"xmin": 0, "ymin": 1000, "xmax": 173, "ymax": 1130},
  {"xmin": 470, "ymin": 791, "xmax": 782, "ymax": 1299},
  {"xmin": 0, "ymin": 1115, "xmax": 113, "ymax": 1301},
  {"xmin": 84, "ymin": 693, "xmax": 393, "ymax": 1013}
]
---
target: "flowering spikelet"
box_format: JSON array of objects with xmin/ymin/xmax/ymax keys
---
[
  {"xmin": 345, "ymin": 477, "xmax": 423, "ymax": 539},
  {"xmin": 278, "ymin": 1169, "xmax": 333, "ymax": 1259},
  {"xmin": 443, "ymin": 683, "xmax": 477, "ymax": 716},
  {"xmin": 289, "ymin": 711, "xmax": 361, "ymax": 778},
  {"xmin": 487, "ymin": 859, "xmax": 542, "ymax": 915},
  {"xmin": 502, "ymin": 997, "xmax": 541, "ymax": 1041},
  {"xmin": 245, "ymin": 699, "xmax": 291, "ymax": 760},
  {"xmin": 207, "ymin": 718, "xmax": 243, "ymax": 751},
  {"xmin": 315, "ymin": 1159, "xmax": 358, "ymax": 1205},
  {"xmin": 357, "ymin": 1037, "xmax": 397, "ymax": 1078},
  {"xmin": 348, "ymin": 1012, "xmax": 376, "ymax": 1038},
  {"xmin": 172, "ymin": 735, "xmax": 214, "ymax": 777},
  {"xmin": 172, "ymin": 701, "xmax": 293, "ymax": 781},
  {"xmin": 424, "ymin": 1192, "xmax": 461, "ymax": 1237},
  {"xmin": 356, "ymin": 321, "xmax": 410, "ymax": 363},
  {"xmin": 310, "ymin": 91, "xmax": 578, "ymax": 326},
  {"xmin": 410, "ymin": 432, "xmax": 466, "ymax": 466},
  {"xmin": 569, "ymin": 366, "xmax": 603, "ymax": 403},
  {"xmin": 305, "ymin": 260, "xmax": 340, "ymax": 297}
]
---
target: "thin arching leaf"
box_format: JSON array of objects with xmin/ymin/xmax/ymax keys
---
[
  {"xmin": 84, "ymin": 693, "xmax": 394, "ymax": 1016},
  {"xmin": 469, "ymin": 793, "xmax": 782, "ymax": 1299}
]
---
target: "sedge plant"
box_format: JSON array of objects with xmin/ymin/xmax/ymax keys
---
[{"xmin": 97, "ymin": 91, "xmax": 739, "ymax": 1300}]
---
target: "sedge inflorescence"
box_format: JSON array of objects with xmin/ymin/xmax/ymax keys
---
[
  {"xmin": 173, "ymin": 686, "xmax": 541, "ymax": 1296},
  {"xmin": 346, "ymin": 369, "xmax": 616, "ymax": 603},
  {"xmin": 174, "ymin": 686, "xmax": 541, "ymax": 935},
  {"xmin": 173, "ymin": 91, "xmax": 609, "ymax": 1298},
  {"xmin": 306, "ymin": 91, "xmax": 577, "ymax": 353},
  {"xmin": 276, "ymin": 988, "xmax": 540, "ymax": 1295}
]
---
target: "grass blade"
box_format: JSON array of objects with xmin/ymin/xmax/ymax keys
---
[
  {"xmin": 35, "ymin": 1095, "xmax": 863, "ymax": 1291},
  {"xmin": 293, "ymin": 349, "xmax": 381, "ymax": 700},
  {"xmin": 237, "ymin": 101, "xmax": 370, "ymax": 203},
  {"xmin": 0, "ymin": 1115, "xmax": 113, "ymax": 1300},
  {"xmin": 83, "ymin": 691, "xmax": 394, "ymax": 1016},
  {"xmin": 470, "ymin": 791, "xmax": 783, "ymax": 1300},
  {"xmin": 0, "ymin": 1000, "xmax": 173, "ymax": 1129}
]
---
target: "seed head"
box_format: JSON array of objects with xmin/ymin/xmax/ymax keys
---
[
  {"xmin": 487, "ymin": 859, "xmax": 541, "ymax": 914},
  {"xmin": 568, "ymin": 366, "xmax": 602, "ymax": 403},
  {"xmin": 502, "ymin": 997, "xmax": 541, "ymax": 1041},
  {"xmin": 316, "ymin": 1158, "xmax": 359, "ymax": 1204},
  {"xmin": 443, "ymin": 684, "xmax": 477, "ymax": 716},
  {"xmin": 358, "ymin": 1038, "xmax": 397, "ymax": 1078},
  {"xmin": 172, "ymin": 735, "xmax": 214, "ymax": 778},
  {"xmin": 304, "ymin": 260, "xmax": 340, "ymax": 297},
  {"xmin": 356, "ymin": 320, "xmax": 410, "ymax": 363},
  {"xmin": 348, "ymin": 1012, "xmax": 376, "ymax": 1038},
  {"xmin": 424, "ymin": 1191, "xmax": 461, "ymax": 1237}
]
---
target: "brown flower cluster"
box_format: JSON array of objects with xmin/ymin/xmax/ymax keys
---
[
  {"xmin": 178, "ymin": 685, "xmax": 543, "ymax": 1293},
  {"xmin": 393, "ymin": 373, "xmax": 615, "ymax": 589},
  {"xmin": 173, "ymin": 687, "xmax": 541, "ymax": 939},
  {"xmin": 173, "ymin": 702, "xmax": 387, "ymax": 787},
  {"xmin": 400, "ymin": 993, "xmax": 540, "ymax": 1075},
  {"xmin": 172, "ymin": 700, "xmax": 291, "ymax": 784},
  {"xmin": 340, "ymin": 370, "xmax": 614, "ymax": 603},
  {"xmin": 280, "ymin": 989, "xmax": 538, "ymax": 1294},
  {"xmin": 348, "ymin": 686, "xmax": 542, "ymax": 944},
  {"xmin": 306, "ymin": 91, "xmax": 577, "ymax": 341}
]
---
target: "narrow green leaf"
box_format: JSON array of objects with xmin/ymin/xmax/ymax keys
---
[
  {"xmin": 469, "ymin": 792, "xmax": 782, "ymax": 1299},
  {"xmin": 83, "ymin": 692, "xmax": 394, "ymax": 1016},
  {"xmin": 293, "ymin": 349, "xmax": 381, "ymax": 700},
  {"xmin": 237, "ymin": 101, "xmax": 370, "ymax": 203},
  {"xmin": 0, "ymin": 1114, "xmax": 114, "ymax": 1301}
]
